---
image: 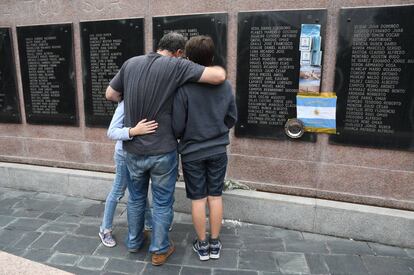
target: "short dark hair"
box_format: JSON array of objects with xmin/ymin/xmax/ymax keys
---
[
  {"xmin": 185, "ymin": 35, "xmax": 214, "ymax": 66},
  {"xmin": 157, "ymin": 32, "xmax": 187, "ymax": 53}
]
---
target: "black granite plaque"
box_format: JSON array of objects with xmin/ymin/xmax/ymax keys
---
[
  {"xmin": 330, "ymin": 6, "xmax": 414, "ymax": 150},
  {"xmin": 235, "ymin": 10, "xmax": 326, "ymax": 140},
  {"xmin": 153, "ymin": 13, "xmax": 227, "ymax": 67},
  {"xmin": 81, "ymin": 18, "xmax": 144, "ymax": 127},
  {"xmin": 17, "ymin": 24, "xmax": 77, "ymax": 125},
  {"xmin": 0, "ymin": 28, "xmax": 20, "ymax": 123}
]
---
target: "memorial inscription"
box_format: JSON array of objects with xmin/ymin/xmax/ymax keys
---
[
  {"xmin": 17, "ymin": 24, "xmax": 77, "ymax": 125},
  {"xmin": 0, "ymin": 28, "xmax": 20, "ymax": 123},
  {"xmin": 81, "ymin": 18, "xmax": 144, "ymax": 127},
  {"xmin": 235, "ymin": 10, "xmax": 326, "ymax": 140},
  {"xmin": 153, "ymin": 13, "xmax": 227, "ymax": 67},
  {"xmin": 331, "ymin": 6, "xmax": 414, "ymax": 150}
]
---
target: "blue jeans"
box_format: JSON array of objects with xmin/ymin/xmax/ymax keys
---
[
  {"xmin": 125, "ymin": 150, "xmax": 177, "ymax": 254},
  {"xmin": 101, "ymin": 152, "xmax": 152, "ymax": 232}
]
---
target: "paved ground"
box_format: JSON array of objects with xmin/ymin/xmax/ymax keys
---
[{"xmin": 0, "ymin": 187, "xmax": 413, "ymax": 275}]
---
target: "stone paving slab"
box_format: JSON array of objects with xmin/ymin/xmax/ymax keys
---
[
  {"xmin": 5, "ymin": 217, "xmax": 49, "ymax": 231},
  {"xmin": 104, "ymin": 258, "xmax": 146, "ymax": 274},
  {"xmin": 30, "ymin": 232, "xmax": 65, "ymax": 250},
  {"xmin": 78, "ymin": 256, "xmax": 108, "ymax": 271},
  {"xmin": 326, "ymin": 239, "xmax": 374, "ymax": 255},
  {"xmin": 362, "ymin": 255, "xmax": 414, "ymax": 275},
  {"xmin": 39, "ymin": 212, "xmax": 63, "ymax": 221},
  {"xmin": 13, "ymin": 231, "xmax": 42, "ymax": 249},
  {"xmin": 368, "ymin": 242, "xmax": 409, "ymax": 257},
  {"xmin": 54, "ymin": 235, "xmax": 100, "ymax": 255},
  {"xmin": 49, "ymin": 252, "xmax": 81, "ymax": 266},
  {"xmin": 323, "ymin": 255, "xmax": 368, "ymax": 274},
  {"xmin": 0, "ymin": 187, "xmax": 413, "ymax": 275},
  {"xmin": 274, "ymin": 252, "xmax": 310, "ymax": 274}
]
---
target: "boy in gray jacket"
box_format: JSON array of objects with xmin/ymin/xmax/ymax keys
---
[{"xmin": 172, "ymin": 36, "xmax": 237, "ymax": 261}]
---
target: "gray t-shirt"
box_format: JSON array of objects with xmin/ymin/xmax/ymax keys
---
[{"xmin": 109, "ymin": 52, "xmax": 204, "ymax": 155}]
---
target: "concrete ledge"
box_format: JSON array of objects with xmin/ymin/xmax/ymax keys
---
[
  {"xmin": 1, "ymin": 162, "xmax": 413, "ymax": 248},
  {"xmin": 0, "ymin": 251, "xmax": 71, "ymax": 275}
]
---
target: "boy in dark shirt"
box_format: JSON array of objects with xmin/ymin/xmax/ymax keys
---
[
  {"xmin": 172, "ymin": 36, "xmax": 237, "ymax": 261},
  {"xmin": 106, "ymin": 32, "xmax": 226, "ymax": 266}
]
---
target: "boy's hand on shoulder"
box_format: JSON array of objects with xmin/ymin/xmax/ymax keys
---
[{"xmin": 129, "ymin": 119, "xmax": 158, "ymax": 137}]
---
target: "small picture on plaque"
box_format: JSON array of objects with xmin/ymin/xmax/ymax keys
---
[
  {"xmin": 299, "ymin": 24, "xmax": 323, "ymax": 95},
  {"xmin": 299, "ymin": 66, "xmax": 321, "ymax": 94},
  {"xmin": 300, "ymin": 51, "xmax": 311, "ymax": 65},
  {"xmin": 299, "ymin": 37, "xmax": 312, "ymax": 51}
]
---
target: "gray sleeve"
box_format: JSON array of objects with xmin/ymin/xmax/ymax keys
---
[
  {"xmin": 175, "ymin": 58, "xmax": 205, "ymax": 86},
  {"xmin": 109, "ymin": 60, "xmax": 127, "ymax": 94},
  {"xmin": 172, "ymin": 88, "xmax": 188, "ymax": 139},
  {"xmin": 224, "ymin": 82, "xmax": 238, "ymax": 129}
]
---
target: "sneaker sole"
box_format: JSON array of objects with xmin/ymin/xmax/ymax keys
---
[
  {"xmin": 192, "ymin": 246, "xmax": 209, "ymax": 261},
  {"xmin": 210, "ymin": 243, "xmax": 222, "ymax": 259},
  {"xmin": 98, "ymin": 233, "xmax": 116, "ymax": 248},
  {"xmin": 210, "ymin": 253, "xmax": 220, "ymax": 259}
]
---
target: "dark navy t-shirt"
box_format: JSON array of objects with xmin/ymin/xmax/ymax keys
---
[{"xmin": 109, "ymin": 52, "xmax": 204, "ymax": 155}]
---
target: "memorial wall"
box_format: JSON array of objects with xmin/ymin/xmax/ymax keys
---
[{"xmin": 0, "ymin": 0, "xmax": 413, "ymax": 211}]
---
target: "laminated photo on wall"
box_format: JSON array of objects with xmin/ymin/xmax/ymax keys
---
[
  {"xmin": 299, "ymin": 65, "xmax": 321, "ymax": 94},
  {"xmin": 299, "ymin": 24, "xmax": 322, "ymax": 94}
]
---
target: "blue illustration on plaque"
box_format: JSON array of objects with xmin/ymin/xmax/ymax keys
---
[{"xmin": 299, "ymin": 24, "xmax": 322, "ymax": 94}]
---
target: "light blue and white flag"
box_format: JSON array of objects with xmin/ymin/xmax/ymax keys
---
[{"xmin": 296, "ymin": 94, "xmax": 336, "ymax": 133}]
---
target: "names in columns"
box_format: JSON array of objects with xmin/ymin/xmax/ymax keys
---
[
  {"xmin": 89, "ymin": 32, "xmax": 122, "ymax": 116},
  {"xmin": 345, "ymin": 23, "xmax": 413, "ymax": 134},
  {"xmin": 25, "ymin": 35, "xmax": 63, "ymax": 115},
  {"xmin": 247, "ymin": 25, "xmax": 298, "ymax": 126}
]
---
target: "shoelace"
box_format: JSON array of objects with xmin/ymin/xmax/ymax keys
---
[
  {"xmin": 210, "ymin": 242, "xmax": 220, "ymax": 249},
  {"xmin": 104, "ymin": 233, "xmax": 114, "ymax": 241}
]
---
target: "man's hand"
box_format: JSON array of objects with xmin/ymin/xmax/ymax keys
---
[
  {"xmin": 129, "ymin": 119, "xmax": 158, "ymax": 137},
  {"xmin": 105, "ymin": 86, "xmax": 122, "ymax": 102},
  {"xmin": 198, "ymin": 66, "xmax": 226, "ymax": 85}
]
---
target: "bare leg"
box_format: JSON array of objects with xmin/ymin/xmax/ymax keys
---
[
  {"xmin": 207, "ymin": 196, "xmax": 223, "ymax": 239},
  {"xmin": 192, "ymin": 198, "xmax": 208, "ymax": 241}
]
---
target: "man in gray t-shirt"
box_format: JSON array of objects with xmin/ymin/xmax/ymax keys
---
[{"xmin": 105, "ymin": 32, "xmax": 226, "ymax": 266}]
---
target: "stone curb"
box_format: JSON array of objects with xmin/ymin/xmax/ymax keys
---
[{"xmin": 1, "ymin": 162, "xmax": 413, "ymax": 248}]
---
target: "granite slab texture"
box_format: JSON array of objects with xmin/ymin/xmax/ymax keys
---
[{"xmin": 0, "ymin": 187, "xmax": 413, "ymax": 275}]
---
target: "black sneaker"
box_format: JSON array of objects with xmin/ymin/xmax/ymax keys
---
[
  {"xmin": 209, "ymin": 238, "xmax": 222, "ymax": 259},
  {"xmin": 192, "ymin": 239, "xmax": 210, "ymax": 261}
]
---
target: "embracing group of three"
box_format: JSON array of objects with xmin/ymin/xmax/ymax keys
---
[{"xmin": 99, "ymin": 32, "xmax": 237, "ymax": 266}]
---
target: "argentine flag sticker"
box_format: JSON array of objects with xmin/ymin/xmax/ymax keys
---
[{"xmin": 296, "ymin": 94, "xmax": 337, "ymax": 134}]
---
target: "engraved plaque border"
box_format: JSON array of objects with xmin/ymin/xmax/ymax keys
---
[
  {"xmin": 17, "ymin": 23, "xmax": 78, "ymax": 126},
  {"xmin": 80, "ymin": 18, "xmax": 145, "ymax": 127},
  {"xmin": 152, "ymin": 13, "xmax": 228, "ymax": 68},
  {"xmin": 235, "ymin": 9, "xmax": 327, "ymax": 141},
  {"xmin": 0, "ymin": 27, "xmax": 21, "ymax": 124},
  {"xmin": 329, "ymin": 5, "xmax": 414, "ymax": 150}
]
